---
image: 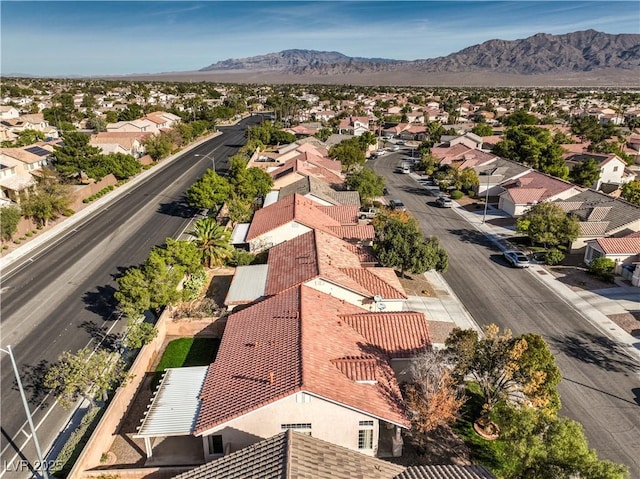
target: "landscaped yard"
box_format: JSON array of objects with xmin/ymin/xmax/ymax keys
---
[
  {"xmin": 397, "ymin": 271, "xmax": 436, "ymax": 297},
  {"xmin": 152, "ymin": 337, "xmax": 220, "ymax": 389}
]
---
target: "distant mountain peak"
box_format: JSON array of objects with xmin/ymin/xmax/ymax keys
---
[{"xmin": 200, "ymin": 30, "xmax": 640, "ymax": 75}]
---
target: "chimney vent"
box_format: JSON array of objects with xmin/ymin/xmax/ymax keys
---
[{"xmin": 269, "ymin": 371, "xmax": 275, "ymax": 385}]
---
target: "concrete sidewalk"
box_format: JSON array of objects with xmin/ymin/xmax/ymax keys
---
[{"xmin": 450, "ymin": 199, "xmax": 640, "ymax": 361}]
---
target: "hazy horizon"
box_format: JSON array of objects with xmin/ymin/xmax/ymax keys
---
[{"xmin": 2, "ymin": 1, "xmax": 639, "ymax": 77}]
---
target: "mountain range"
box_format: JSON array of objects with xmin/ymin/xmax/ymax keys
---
[{"xmin": 200, "ymin": 30, "xmax": 640, "ymax": 76}]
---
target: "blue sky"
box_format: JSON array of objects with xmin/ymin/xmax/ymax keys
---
[{"xmin": 2, "ymin": 1, "xmax": 639, "ymax": 76}]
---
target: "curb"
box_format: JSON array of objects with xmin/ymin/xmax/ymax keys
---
[{"xmin": 0, "ymin": 131, "xmax": 222, "ymax": 272}]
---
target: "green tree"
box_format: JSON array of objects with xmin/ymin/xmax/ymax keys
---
[
  {"xmin": 97, "ymin": 152, "xmax": 142, "ymax": 180},
  {"xmin": 446, "ymin": 325, "xmax": 559, "ymax": 418},
  {"xmin": 143, "ymin": 249, "xmax": 185, "ymax": 310},
  {"xmin": 516, "ymin": 202, "xmax": 580, "ymax": 248},
  {"xmin": 190, "ymin": 218, "xmax": 233, "ymax": 268},
  {"xmin": 346, "ymin": 167, "xmax": 385, "ymax": 201},
  {"xmin": 455, "ymin": 168, "xmax": 479, "ymax": 192},
  {"xmin": 569, "ymin": 159, "xmax": 601, "ymax": 188},
  {"xmin": 114, "ymin": 266, "xmax": 151, "ymax": 318},
  {"xmin": 329, "ymin": 139, "xmax": 366, "ymax": 172},
  {"xmin": 227, "ymin": 197, "xmax": 254, "ymax": 223},
  {"xmin": 517, "ymin": 333, "xmax": 562, "ymax": 412},
  {"xmin": 502, "ymin": 109, "xmax": 539, "ymax": 126},
  {"xmin": 621, "ymin": 180, "xmax": 640, "ymax": 205},
  {"xmin": 53, "ymin": 131, "xmax": 103, "ymax": 178},
  {"xmin": 186, "ymin": 170, "xmax": 232, "ymax": 209},
  {"xmin": 233, "ymin": 167, "xmax": 273, "ymax": 200},
  {"xmin": 6, "ymin": 129, "xmax": 45, "ymax": 147},
  {"xmin": 493, "ymin": 126, "xmax": 568, "ymax": 178},
  {"xmin": 496, "ymin": 406, "xmax": 629, "ymax": 479},
  {"xmin": 86, "ymin": 115, "xmax": 107, "ymax": 132},
  {"xmin": 20, "ymin": 169, "xmax": 72, "ymax": 227},
  {"xmin": 142, "ymin": 133, "xmax": 173, "ymax": 161},
  {"xmin": 471, "ymin": 123, "xmax": 493, "ymax": 136},
  {"xmin": 122, "ymin": 318, "xmax": 157, "ymax": 349},
  {"xmin": 373, "ymin": 215, "xmax": 448, "ymax": 276},
  {"xmin": 44, "ymin": 347, "xmax": 130, "ymax": 409},
  {"xmin": 105, "ymin": 111, "xmax": 118, "ymax": 123},
  {"xmin": 0, "ymin": 206, "xmax": 22, "ymax": 242},
  {"xmin": 155, "ymin": 238, "xmax": 203, "ymax": 276},
  {"xmin": 117, "ymin": 103, "xmax": 144, "ymax": 121}
]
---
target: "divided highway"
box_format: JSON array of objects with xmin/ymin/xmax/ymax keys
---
[
  {"xmin": 372, "ymin": 152, "xmax": 640, "ymax": 476},
  {"xmin": 0, "ymin": 117, "xmax": 260, "ymax": 478}
]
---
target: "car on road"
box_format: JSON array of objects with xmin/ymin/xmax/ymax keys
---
[
  {"xmin": 435, "ymin": 196, "xmax": 453, "ymax": 208},
  {"xmin": 391, "ymin": 145, "xmax": 401, "ymax": 151},
  {"xmin": 390, "ymin": 199, "xmax": 406, "ymax": 211},
  {"xmin": 503, "ymin": 250, "xmax": 531, "ymax": 268}
]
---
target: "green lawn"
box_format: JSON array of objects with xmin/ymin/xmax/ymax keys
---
[{"xmin": 152, "ymin": 337, "xmax": 220, "ymax": 389}]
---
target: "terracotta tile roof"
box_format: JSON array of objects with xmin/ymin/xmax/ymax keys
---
[
  {"xmin": 328, "ymin": 225, "xmax": 375, "ymax": 241},
  {"xmin": 317, "ymin": 205, "xmax": 359, "ymax": 224},
  {"xmin": 264, "ymin": 230, "xmax": 387, "ymax": 298},
  {"xmin": 595, "ymin": 237, "xmax": 640, "ymax": 255},
  {"xmin": 270, "ymin": 152, "xmax": 344, "ymax": 186},
  {"xmin": 501, "ymin": 170, "xmax": 577, "ymax": 203},
  {"xmin": 340, "ymin": 268, "xmax": 407, "ymax": 299},
  {"xmin": 339, "ymin": 312, "xmax": 432, "ymax": 358},
  {"xmin": 195, "ymin": 285, "xmax": 410, "ymax": 434},
  {"xmin": 174, "ymin": 430, "xmax": 406, "ymax": 479},
  {"xmin": 331, "ymin": 356, "xmax": 379, "ymax": 382},
  {"xmin": 504, "ymin": 187, "xmax": 546, "ymax": 204},
  {"xmin": 346, "ymin": 243, "xmax": 377, "ymax": 263},
  {"xmin": 246, "ymin": 194, "xmax": 341, "ymax": 241}
]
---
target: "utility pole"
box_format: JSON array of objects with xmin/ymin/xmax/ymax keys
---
[{"xmin": 0, "ymin": 346, "xmax": 49, "ymax": 479}]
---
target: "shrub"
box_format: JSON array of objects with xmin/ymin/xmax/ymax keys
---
[
  {"xmin": 450, "ymin": 190, "xmax": 464, "ymax": 200},
  {"xmin": 25, "ymin": 232, "xmax": 33, "ymax": 237},
  {"xmin": 13, "ymin": 239, "xmax": 20, "ymax": 244},
  {"xmin": 2, "ymin": 245, "xmax": 9, "ymax": 250},
  {"xmin": 544, "ymin": 249, "xmax": 565, "ymax": 265},
  {"xmin": 589, "ymin": 257, "xmax": 615, "ymax": 282}
]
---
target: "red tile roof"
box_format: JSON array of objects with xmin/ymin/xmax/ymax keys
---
[
  {"xmin": 195, "ymin": 285, "xmax": 410, "ymax": 434},
  {"xmin": 318, "ymin": 205, "xmax": 359, "ymax": 224},
  {"xmin": 501, "ymin": 171, "xmax": 577, "ymax": 204},
  {"xmin": 328, "ymin": 225, "xmax": 375, "ymax": 242},
  {"xmin": 595, "ymin": 237, "xmax": 640, "ymax": 255},
  {"xmin": 246, "ymin": 194, "xmax": 342, "ymax": 241},
  {"xmin": 264, "ymin": 230, "xmax": 404, "ymax": 299},
  {"xmin": 339, "ymin": 312, "xmax": 432, "ymax": 358}
]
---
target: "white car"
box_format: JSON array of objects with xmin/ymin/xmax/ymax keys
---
[{"xmin": 503, "ymin": 250, "xmax": 531, "ymax": 268}]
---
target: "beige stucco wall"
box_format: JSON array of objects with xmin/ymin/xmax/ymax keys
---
[
  {"xmin": 200, "ymin": 392, "xmax": 381, "ymax": 461},
  {"xmin": 599, "ymin": 158, "xmax": 626, "ymax": 186},
  {"xmin": 249, "ymin": 221, "xmax": 312, "ymax": 252},
  {"xmin": 304, "ymin": 277, "xmax": 405, "ymax": 312}
]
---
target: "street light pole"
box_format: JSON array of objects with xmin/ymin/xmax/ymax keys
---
[
  {"xmin": 481, "ymin": 172, "xmax": 490, "ymax": 224},
  {"xmin": 0, "ymin": 345, "xmax": 49, "ymax": 479},
  {"xmin": 195, "ymin": 152, "xmax": 215, "ymax": 172}
]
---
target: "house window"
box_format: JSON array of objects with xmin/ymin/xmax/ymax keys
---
[
  {"xmin": 613, "ymin": 166, "xmax": 619, "ymax": 172},
  {"xmin": 281, "ymin": 423, "xmax": 312, "ymax": 435},
  {"xmin": 358, "ymin": 420, "xmax": 374, "ymax": 449},
  {"xmin": 207, "ymin": 435, "xmax": 223, "ymax": 455}
]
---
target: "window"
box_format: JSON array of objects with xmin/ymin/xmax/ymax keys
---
[
  {"xmin": 207, "ymin": 435, "xmax": 223, "ymax": 455},
  {"xmin": 613, "ymin": 165, "xmax": 619, "ymax": 172},
  {"xmin": 281, "ymin": 423, "xmax": 312, "ymax": 435},
  {"xmin": 358, "ymin": 420, "xmax": 374, "ymax": 449}
]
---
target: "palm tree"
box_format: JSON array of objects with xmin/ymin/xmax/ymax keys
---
[{"xmin": 190, "ymin": 218, "xmax": 233, "ymax": 268}]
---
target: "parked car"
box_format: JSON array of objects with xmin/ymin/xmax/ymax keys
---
[
  {"xmin": 359, "ymin": 207, "xmax": 379, "ymax": 220},
  {"xmin": 376, "ymin": 150, "xmax": 386, "ymax": 156},
  {"xmin": 435, "ymin": 196, "xmax": 453, "ymax": 208},
  {"xmin": 401, "ymin": 166, "xmax": 411, "ymax": 174},
  {"xmin": 503, "ymin": 250, "xmax": 531, "ymax": 268},
  {"xmin": 390, "ymin": 199, "xmax": 406, "ymax": 211},
  {"xmin": 391, "ymin": 145, "xmax": 401, "ymax": 151}
]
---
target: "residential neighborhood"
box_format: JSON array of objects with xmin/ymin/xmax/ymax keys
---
[{"xmin": 1, "ymin": 77, "xmax": 640, "ymax": 479}]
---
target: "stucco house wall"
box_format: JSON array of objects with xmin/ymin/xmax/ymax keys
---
[
  {"xmin": 248, "ymin": 221, "xmax": 313, "ymax": 252},
  {"xmin": 199, "ymin": 392, "xmax": 381, "ymax": 461}
]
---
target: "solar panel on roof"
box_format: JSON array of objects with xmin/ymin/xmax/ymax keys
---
[{"xmin": 24, "ymin": 146, "xmax": 51, "ymax": 157}]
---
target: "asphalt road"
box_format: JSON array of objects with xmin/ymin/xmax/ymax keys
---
[
  {"xmin": 0, "ymin": 116, "xmax": 260, "ymax": 478},
  {"xmin": 372, "ymin": 152, "xmax": 640, "ymax": 476}
]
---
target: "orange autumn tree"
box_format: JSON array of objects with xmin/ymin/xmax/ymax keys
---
[{"xmin": 405, "ymin": 349, "xmax": 465, "ymax": 435}]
